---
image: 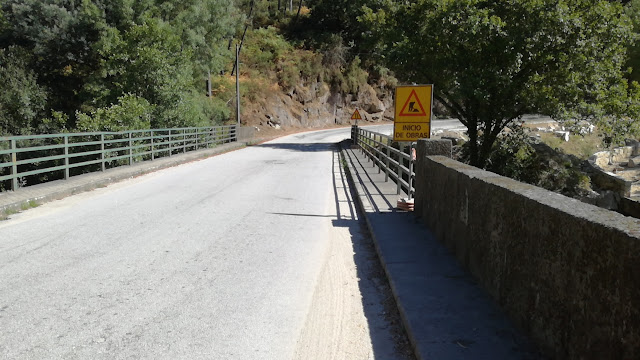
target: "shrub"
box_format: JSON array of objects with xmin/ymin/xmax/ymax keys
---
[{"xmin": 76, "ymin": 94, "xmax": 153, "ymax": 132}]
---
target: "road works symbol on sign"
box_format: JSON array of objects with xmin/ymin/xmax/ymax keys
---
[
  {"xmin": 351, "ymin": 109, "xmax": 362, "ymax": 120},
  {"xmin": 393, "ymin": 85, "xmax": 433, "ymax": 142},
  {"xmin": 398, "ymin": 89, "xmax": 427, "ymax": 117}
]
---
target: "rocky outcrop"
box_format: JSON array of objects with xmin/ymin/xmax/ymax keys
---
[{"xmin": 243, "ymin": 80, "xmax": 394, "ymax": 130}]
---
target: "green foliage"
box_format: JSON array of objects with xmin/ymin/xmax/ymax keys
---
[
  {"xmin": 162, "ymin": 91, "xmax": 230, "ymax": 128},
  {"xmin": 0, "ymin": 47, "xmax": 47, "ymax": 135},
  {"xmin": 0, "ymin": 0, "xmax": 239, "ymax": 134},
  {"xmin": 242, "ymin": 26, "xmax": 327, "ymax": 92},
  {"xmin": 299, "ymin": 0, "xmax": 380, "ymax": 57},
  {"xmin": 485, "ymin": 124, "xmax": 537, "ymax": 182},
  {"xmin": 243, "ymin": 27, "xmax": 293, "ymax": 73},
  {"xmin": 625, "ymin": 0, "xmax": 640, "ymax": 83},
  {"xmin": 0, "ymin": 0, "xmax": 378, "ymax": 135},
  {"xmin": 95, "ymin": 21, "xmax": 215, "ymax": 128},
  {"xmin": 1, "ymin": 0, "xmax": 107, "ymax": 116},
  {"xmin": 76, "ymin": 94, "xmax": 153, "ymax": 132},
  {"xmin": 296, "ymin": 50, "xmax": 323, "ymax": 82},
  {"xmin": 364, "ymin": 0, "xmax": 636, "ymax": 167},
  {"xmin": 156, "ymin": 0, "xmax": 239, "ymax": 75},
  {"xmin": 20, "ymin": 200, "xmax": 39, "ymax": 211},
  {"xmin": 314, "ymin": 34, "xmax": 369, "ymax": 94},
  {"xmin": 588, "ymin": 82, "xmax": 640, "ymax": 150},
  {"xmin": 343, "ymin": 56, "xmax": 368, "ymax": 94},
  {"xmin": 485, "ymin": 124, "xmax": 591, "ymax": 197}
]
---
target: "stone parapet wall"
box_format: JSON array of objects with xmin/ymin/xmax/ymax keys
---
[{"xmin": 415, "ymin": 146, "xmax": 640, "ymax": 359}]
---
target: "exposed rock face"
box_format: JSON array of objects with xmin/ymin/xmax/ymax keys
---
[
  {"xmin": 629, "ymin": 156, "xmax": 640, "ymax": 168},
  {"xmin": 244, "ymin": 80, "xmax": 394, "ymax": 129},
  {"xmin": 358, "ymin": 84, "xmax": 386, "ymax": 113}
]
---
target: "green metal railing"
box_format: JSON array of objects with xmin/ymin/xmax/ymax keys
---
[
  {"xmin": 0, "ymin": 125, "xmax": 237, "ymax": 192},
  {"xmin": 352, "ymin": 126, "xmax": 415, "ymax": 198}
]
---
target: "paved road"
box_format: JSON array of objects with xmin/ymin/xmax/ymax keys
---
[{"xmin": 0, "ymin": 127, "xmax": 392, "ymax": 359}]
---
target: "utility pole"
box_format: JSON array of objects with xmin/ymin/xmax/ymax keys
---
[{"xmin": 236, "ymin": 44, "xmax": 240, "ymax": 126}]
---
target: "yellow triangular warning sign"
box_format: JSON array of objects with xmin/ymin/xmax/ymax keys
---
[
  {"xmin": 399, "ymin": 89, "xmax": 427, "ymax": 117},
  {"xmin": 351, "ymin": 109, "xmax": 362, "ymax": 120}
]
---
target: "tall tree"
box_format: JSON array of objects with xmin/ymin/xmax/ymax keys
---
[
  {"xmin": 156, "ymin": 0, "xmax": 239, "ymax": 75},
  {"xmin": 0, "ymin": 0, "xmax": 106, "ymax": 121},
  {"xmin": 364, "ymin": 0, "xmax": 638, "ymax": 166}
]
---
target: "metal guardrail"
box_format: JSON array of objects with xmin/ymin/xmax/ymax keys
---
[
  {"xmin": 352, "ymin": 126, "xmax": 415, "ymax": 198},
  {"xmin": 0, "ymin": 125, "xmax": 237, "ymax": 192}
]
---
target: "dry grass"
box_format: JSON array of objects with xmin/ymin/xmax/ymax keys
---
[{"xmin": 538, "ymin": 132, "xmax": 602, "ymax": 160}]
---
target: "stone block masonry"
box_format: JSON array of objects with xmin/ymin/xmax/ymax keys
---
[{"xmin": 415, "ymin": 140, "xmax": 640, "ymax": 359}]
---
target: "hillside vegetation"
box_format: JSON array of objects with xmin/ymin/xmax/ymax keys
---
[{"xmin": 0, "ymin": 0, "xmax": 391, "ymax": 137}]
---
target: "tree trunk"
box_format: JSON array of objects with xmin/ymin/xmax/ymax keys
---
[
  {"xmin": 232, "ymin": 0, "xmax": 254, "ymax": 76},
  {"xmin": 477, "ymin": 120, "xmax": 500, "ymax": 168},
  {"xmin": 294, "ymin": 0, "xmax": 304, "ymax": 23}
]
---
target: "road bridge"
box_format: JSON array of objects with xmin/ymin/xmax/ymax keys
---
[{"xmin": 0, "ymin": 124, "xmax": 551, "ymax": 359}]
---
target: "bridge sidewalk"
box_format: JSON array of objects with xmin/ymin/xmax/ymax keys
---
[
  {"xmin": 0, "ymin": 142, "xmax": 245, "ymax": 216},
  {"xmin": 340, "ymin": 144, "xmax": 542, "ymax": 360}
]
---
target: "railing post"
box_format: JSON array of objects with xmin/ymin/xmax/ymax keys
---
[
  {"xmin": 351, "ymin": 125, "xmax": 357, "ymax": 145},
  {"xmin": 366, "ymin": 131, "xmax": 370, "ymax": 162},
  {"xmin": 150, "ymin": 130, "xmax": 155, "ymax": 160},
  {"xmin": 64, "ymin": 135, "xmax": 70, "ymax": 180},
  {"xmin": 128, "ymin": 132, "xmax": 133, "ymax": 165},
  {"xmin": 377, "ymin": 134, "xmax": 382, "ymax": 173},
  {"xmin": 183, "ymin": 129, "xmax": 186, "ymax": 153},
  {"xmin": 195, "ymin": 128, "xmax": 199, "ymax": 150},
  {"xmin": 385, "ymin": 138, "xmax": 390, "ymax": 182},
  {"xmin": 10, "ymin": 139, "xmax": 18, "ymax": 191},
  {"xmin": 372, "ymin": 134, "xmax": 376, "ymax": 168},
  {"xmin": 374, "ymin": 134, "xmax": 379, "ymax": 172},
  {"xmin": 169, "ymin": 130, "xmax": 173, "ymax": 157},
  {"xmin": 100, "ymin": 134, "xmax": 105, "ymax": 171}
]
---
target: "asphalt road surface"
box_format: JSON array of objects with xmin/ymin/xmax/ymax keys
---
[{"xmin": 0, "ymin": 126, "xmax": 412, "ymax": 360}]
